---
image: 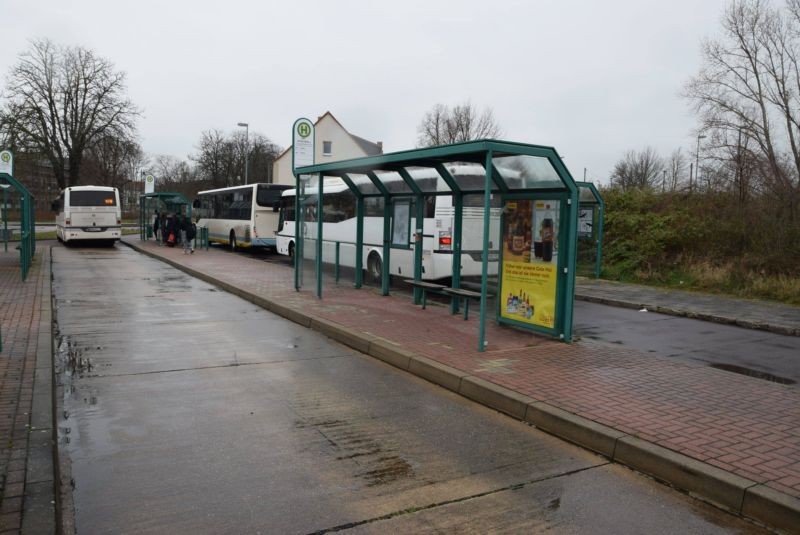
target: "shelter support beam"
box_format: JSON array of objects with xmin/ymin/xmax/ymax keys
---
[
  {"xmin": 433, "ymin": 164, "xmax": 463, "ymax": 313},
  {"xmin": 366, "ymin": 171, "xmax": 391, "ymax": 296},
  {"xmin": 478, "ymin": 151, "xmax": 493, "ymax": 352},
  {"xmin": 340, "ymin": 173, "xmax": 364, "ymax": 289},
  {"xmin": 294, "ymin": 175, "xmax": 301, "ymax": 291},
  {"xmin": 316, "ymin": 172, "xmax": 323, "ymax": 299}
]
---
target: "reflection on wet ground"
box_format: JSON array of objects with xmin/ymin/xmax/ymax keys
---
[{"xmin": 52, "ymin": 245, "xmax": 766, "ymax": 534}]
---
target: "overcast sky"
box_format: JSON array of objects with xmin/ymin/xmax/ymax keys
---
[{"xmin": 2, "ymin": 0, "xmax": 730, "ymax": 183}]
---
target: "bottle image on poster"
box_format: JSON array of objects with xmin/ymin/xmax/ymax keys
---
[{"xmin": 500, "ymin": 200, "xmax": 560, "ymax": 329}]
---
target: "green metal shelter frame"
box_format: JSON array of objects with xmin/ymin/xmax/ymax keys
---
[
  {"xmin": 0, "ymin": 160, "xmax": 36, "ymax": 282},
  {"xmin": 292, "ymin": 139, "xmax": 581, "ymax": 352},
  {"xmin": 138, "ymin": 192, "xmax": 192, "ymax": 241},
  {"xmin": 576, "ymin": 181, "xmax": 604, "ymax": 279}
]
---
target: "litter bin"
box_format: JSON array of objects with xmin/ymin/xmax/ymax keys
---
[{"xmin": 146, "ymin": 225, "xmax": 153, "ymax": 239}]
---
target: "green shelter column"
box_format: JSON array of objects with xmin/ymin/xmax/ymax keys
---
[
  {"xmin": 366, "ymin": 171, "xmax": 391, "ymax": 296},
  {"xmin": 294, "ymin": 174, "xmax": 302, "ymax": 291},
  {"xmin": 397, "ymin": 169, "xmax": 424, "ymax": 304},
  {"xmin": 355, "ymin": 196, "xmax": 364, "ymax": 288},
  {"xmin": 316, "ymin": 172, "xmax": 323, "ymax": 299},
  {"xmin": 339, "ymin": 173, "xmax": 364, "ymax": 289},
  {"xmin": 434, "ymin": 164, "xmax": 462, "ymax": 313},
  {"xmin": 478, "ymin": 151, "xmax": 493, "ymax": 352}
]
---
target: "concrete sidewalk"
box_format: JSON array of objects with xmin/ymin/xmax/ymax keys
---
[
  {"xmin": 124, "ymin": 237, "xmax": 800, "ymax": 533},
  {"xmin": 576, "ymin": 277, "xmax": 800, "ymax": 337},
  {"xmin": 0, "ymin": 249, "xmax": 55, "ymax": 534}
]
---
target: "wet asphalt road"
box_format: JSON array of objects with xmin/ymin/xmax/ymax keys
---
[
  {"xmin": 52, "ymin": 244, "xmax": 765, "ymax": 534},
  {"xmin": 574, "ymin": 301, "xmax": 800, "ymax": 385}
]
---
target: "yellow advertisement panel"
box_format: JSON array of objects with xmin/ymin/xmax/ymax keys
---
[{"xmin": 500, "ymin": 200, "xmax": 559, "ymax": 329}]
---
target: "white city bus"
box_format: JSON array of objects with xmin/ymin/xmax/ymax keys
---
[
  {"xmin": 275, "ymin": 166, "xmax": 501, "ymax": 281},
  {"xmin": 54, "ymin": 186, "xmax": 122, "ymax": 245},
  {"xmin": 194, "ymin": 183, "xmax": 292, "ymax": 250}
]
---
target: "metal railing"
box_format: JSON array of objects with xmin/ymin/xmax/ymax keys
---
[{"xmin": 196, "ymin": 226, "xmax": 209, "ymax": 251}]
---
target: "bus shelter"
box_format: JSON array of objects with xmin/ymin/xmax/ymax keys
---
[
  {"xmin": 293, "ymin": 139, "xmax": 580, "ymax": 351},
  {"xmin": 576, "ymin": 181, "xmax": 604, "ymax": 279},
  {"xmin": 0, "ymin": 152, "xmax": 36, "ymax": 281},
  {"xmin": 138, "ymin": 192, "xmax": 192, "ymax": 240}
]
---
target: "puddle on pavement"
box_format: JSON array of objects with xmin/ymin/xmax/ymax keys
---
[{"xmin": 709, "ymin": 363, "xmax": 796, "ymax": 385}]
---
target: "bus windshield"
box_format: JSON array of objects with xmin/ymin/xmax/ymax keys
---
[{"xmin": 71, "ymin": 190, "xmax": 117, "ymax": 207}]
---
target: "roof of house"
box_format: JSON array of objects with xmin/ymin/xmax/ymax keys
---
[{"xmin": 275, "ymin": 111, "xmax": 383, "ymax": 160}]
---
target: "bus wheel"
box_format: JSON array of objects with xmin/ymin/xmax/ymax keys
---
[
  {"xmin": 368, "ymin": 253, "xmax": 382, "ymax": 282},
  {"xmin": 229, "ymin": 231, "xmax": 237, "ymax": 252},
  {"xmin": 288, "ymin": 242, "xmax": 295, "ymax": 265}
]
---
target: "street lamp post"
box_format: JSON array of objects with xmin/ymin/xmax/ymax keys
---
[
  {"xmin": 694, "ymin": 134, "xmax": 706, "ymax": 193},
  {"xmin": 237, "ymin": 122, "xmax": 249, "ymax": 185}
]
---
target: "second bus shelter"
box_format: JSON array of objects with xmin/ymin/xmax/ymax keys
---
[{"xmin": 293, "ymin": 139, "xmax": 581, "ymax": 352}]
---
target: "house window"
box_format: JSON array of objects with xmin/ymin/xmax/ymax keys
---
[{"xmin": 323, "ymin": 141, "xmax": 332, "ymax": 156}]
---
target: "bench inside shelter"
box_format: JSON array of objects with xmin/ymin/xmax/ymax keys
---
[{"xmin": 403, "ymin": 279, "xmax": 491, "ymax": 320}]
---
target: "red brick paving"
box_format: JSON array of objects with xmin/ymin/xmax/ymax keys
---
[
  {"xmin": 0, "ymin": 248, "xmax": 46, "ymax": 534},
  {"xmin": 127, "ymin": 238, "xmax": 800, "ymax": 500}
]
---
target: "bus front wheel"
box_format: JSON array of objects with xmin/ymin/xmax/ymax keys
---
[
  {"xmin": 229, "ymin": 231, "xmax": 237, "ymax": 252},
  {"xmin": 368, "ymin": 253, "xmax": 383, "ymax": 283}
]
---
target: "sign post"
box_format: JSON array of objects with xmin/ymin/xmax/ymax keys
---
[
  {"xmin": 292, "ymin": 118, "xmax": 314, "ymax": 172},
  {"xmin": 292, "ymin": 118, "xmax": 314, "ymax": 293},
  {"xmin": 0, "ymin": 151, "xmax": 12, "ymax": 253},
  {"xmin": 144, "ymin": 174, "xmax": 155, "ymax": 194},
  {"xmin": 0, "ymin": 150, "xmax": 12, "ymax": 176}
]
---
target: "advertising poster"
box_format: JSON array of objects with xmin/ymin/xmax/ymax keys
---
[{"xmin": 500, "ymin": 199, "xmax": 560, "ymax": 329}]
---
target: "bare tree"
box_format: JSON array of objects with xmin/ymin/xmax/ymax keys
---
[
  {"xmin": 192, "ymin": 129, "xmax": 281, "ymax": 187},
  {"xmin": 248, "ymin": 133, "xmax": 282, "ymax": 183},
  {"xmin": 610, "ymin": 147, "xmax": 665, "ymax": 190},
  {"xmin": 191, "ymin": 129, "xmax": 229, "ymax": 188},
  {"xmin": 0, "ymin": 39, "xmax": 139, "ymax": 189},
  {"xmin": 417, "ymin": 101, "xmax": 502, "ymax": 147},
  {"xmin": 84, "ymin": 135, "xmax": 143, "ymax": 189},
  {"xmin": 667, "ymin": 148, "xmax": 688, "ymax": 191},
  {"xmin": 685, "ymin": 0, "xmax": 800, "ymax": 218}
]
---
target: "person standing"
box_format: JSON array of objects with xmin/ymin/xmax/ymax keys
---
[
  {"xmin": 152, "ymin": 210, "xmax": 160, "ymax": 244},
  {"xmin": 180, "ymin": 214, "xmax": 195, "ymax": 254}
]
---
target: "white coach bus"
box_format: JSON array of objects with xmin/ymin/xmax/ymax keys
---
[
  {"xmin": 193, "ymin": 183, "xmax": 292, "ymax": 250},
  {"xmin": 275, "ymin": 166, "xmax": 501, "ymax": 281},
  {"xmin": 54, "ymin": 186, "xmax": 122, "ymax": 246}
]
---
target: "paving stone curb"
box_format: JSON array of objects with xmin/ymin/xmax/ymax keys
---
[
  {"xmin": 574, "ymin": 293, "xmax": 800, "ymax": 337},
  {"xmin": 123, "ymin": 241, "xmax": 800, "ymax": 533},
  {"xmin": 23, "ymin": 249, "xmax": 56, "ymax": 534}
]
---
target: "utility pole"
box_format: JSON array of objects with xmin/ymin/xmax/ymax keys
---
[
  {"xmin": 694, "ymin": 134, "xmax": 706, "ymax": 193},
  {"xmin": 237, "ymin": 122, "xmax": 249, "ymax": 185}
]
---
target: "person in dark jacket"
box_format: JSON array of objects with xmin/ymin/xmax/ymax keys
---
[
  {"xmin": 152, "ymin": 210, "xmax": 160, "ymax": 244},
  {"xmin": 180, "ymin": 214, "xmax": 195, "ymax": 254}
]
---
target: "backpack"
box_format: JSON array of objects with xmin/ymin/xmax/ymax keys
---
[{"xmin": 167, "ymin": 232, "xmax": 176, "ymax": 244}]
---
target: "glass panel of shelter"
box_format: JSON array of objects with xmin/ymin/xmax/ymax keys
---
[
  {"xmin": 493, "ymin": 155, "xmax": 563, "ymax": 190},
  {"xmin": 374, "ymin": 170, "xmax": 413, "ymax": 195},
  {"xmin": 402, "ymin": 167, "xmax": 450, "ymax": 194},
  {"xmin": 346, "ymin": 173, "xmax": 383, "ymax": 196},
  {"xmin": 442, "ymin": 162, "xmax": 501, "ymax": 193}
]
